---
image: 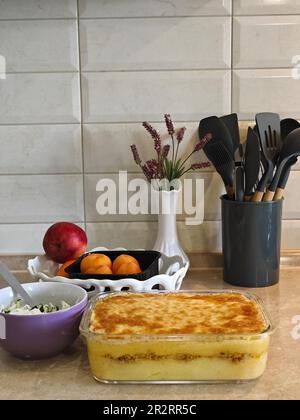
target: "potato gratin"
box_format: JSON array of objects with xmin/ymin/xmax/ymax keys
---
[{"xmin": 81, "ymin": 292, "xmax": 273, "ymax": 383}]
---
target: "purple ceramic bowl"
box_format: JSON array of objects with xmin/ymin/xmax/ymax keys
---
[{"xmin": 0, "ymin": 282, "xmax": 88, "ymax": 360}]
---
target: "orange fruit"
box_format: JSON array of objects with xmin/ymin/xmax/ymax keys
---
[
  {"xmin": 112, "ymin": 255, "xmax": 139, "ymax": 274},
  {"xmin": 80, "ymin": 254, "xmax": 112, "ymax": 273},
  {"xmin": 56, "ymin": 259, "xmax": 76, "ymax": 278},
  {"xmin": 85, "ymin": 266, "xmax": 113, "ymax": 275},
  {"xmin": 116, "ymin": 262, "xmax": 142, "ymax": 275}
]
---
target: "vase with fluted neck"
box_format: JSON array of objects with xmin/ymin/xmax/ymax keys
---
[{"xmin": 152, "ymin": 186, "xmax": 189, "ymax": 272}]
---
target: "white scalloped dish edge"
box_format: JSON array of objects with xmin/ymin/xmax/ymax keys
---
[{"xmin": 27, "ymin": 247, "xmax": 189, "ymax": 297}]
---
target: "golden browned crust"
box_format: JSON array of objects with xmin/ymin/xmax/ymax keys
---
[{"xmin": 89, "ymin": 293, "xmax": 268, "ymax": 335}]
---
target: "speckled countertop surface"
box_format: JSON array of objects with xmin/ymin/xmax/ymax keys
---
[{"xmin": 1, "ymin": 265, "xmax": 300, "ymax": 400}]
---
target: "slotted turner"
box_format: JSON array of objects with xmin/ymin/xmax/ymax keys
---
[{"xmin": 252, "ymin": 113, "xmax": 282, "ymax": 202}]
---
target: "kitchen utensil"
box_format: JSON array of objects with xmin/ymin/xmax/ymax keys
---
[
  {"xmin": 202, "ymin": 140, "xmax": 235, "ymax": 198},
  {"xmin": 0, "ymin": 282, "xmax": 88, "ymax": 360},
  {"xmin": 199, "ymin": 116, "xmax": 234, "ymax": 157},
  {"xmin": 244, "ymin": 128, "xmax": 261, "ymax": 201},
  {"xmin": 263, "ymin": 128, "xmax": 300, "ymax": 201},
  {"xmin": 280, "ymin": 118, "xmax": 300, "ymax": 141},
  {"xmin": 252, "ymin": 113, "xmax": 282, "ymax": 202},
  {"xmin": 235, "ymin": 166, "xmax": 245, "ymax": 202},
  {"xmin": 274, "ymin": 157, "xmax": 298, "ymax": 201},
  {"xmin": 220, "ymin": 113, "xmax": 240, "ymax": 153},
  {"xmin": 271, "ymin": 120, "xmax": 300, "ymax": 200},
  {"xmin": 234, "ymin": 146, "xmax": 244, "ymax": 202},
  {"xmin": 0, "ymin": 262, "xmax": 35, "ymax": 307}
]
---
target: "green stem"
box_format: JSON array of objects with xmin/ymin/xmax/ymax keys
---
[
  {"xmin": 171, "ymin": 135, "xmax": 175, "ymax": 166},
  {"xmin": 174, "ymin": 139, "xmax": 180, "ymax": 164},
  {"xmin": 177, "ymin": 150, "xmax": 196, "ymax": 172},
  {"xmin": 180, "ymin": 167, "xmax": 194, "ymax": 177}
]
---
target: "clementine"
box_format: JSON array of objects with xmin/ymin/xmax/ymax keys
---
[
  {"xmin": 116, "ymin": 262, "xmax": 142, "ymax": 275},
  {"xmin": 80, "ymin": 254, "xmax": 112, "ymax": 273},
  {"xmin": 56, "ymin": 259, "xmax": 76, "ymax": 278},
  {"xmin": 112, "ymin": 254, "xmax": 140, "ymax": 274},
  {"xmin": 85, "ymin": 266, "xmax": 113, "ymax": 275}
]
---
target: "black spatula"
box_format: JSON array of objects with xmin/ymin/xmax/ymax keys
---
[
  {"xmin": 220, "ymin": 113, "xmax": 240, "ymax": 153},
  {"xmin": 199, "ymin": 116, "xmax": 234, "ymax": 157},
  {"xmin": 202, "ymin": 140, "xmax": 235, "ymax": 198}
]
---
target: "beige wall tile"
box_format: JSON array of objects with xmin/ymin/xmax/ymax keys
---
[
  {"xmin": 0, "ymin": 125, "xmax": 82, "ymax": 174},
  {"xmin": 234, "ymin": 16, "xmax": 300, "ymax": 69},
  {"xmin": 80, "ymin": 17, "xmax": 231, "ymax": 71},
  {"xmin": 233, "ymin": 69, "xmax": 300, "ymax": 120},
  {"xmin": 82, "ymin": 70, "xmax": 231, "ymax": 123},
  {"xmin": 0, "ymin": 20, "xmax": 78, "ymax": 72},
  {"xmin": 79, "ymin": 0, "xmax": 232, "ymax": 18},
  {"xmin": 0, "ymin": 0, "xmax": 77, "ymax": 19},
  {"xmin": 0, "ymin": 73, "xmax": 80, "ymax": 124},
  {"xmin": 234, "ymin": 0, "xmax": 300, "ymax": 15},
  {"xmin": 0, "ymin": 175, "xmax": 84, "ymax": 223}
]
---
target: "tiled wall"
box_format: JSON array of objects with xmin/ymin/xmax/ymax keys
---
[{"xmin": 1, "ymin": 0, "xmax": 300, "ymax": 254}]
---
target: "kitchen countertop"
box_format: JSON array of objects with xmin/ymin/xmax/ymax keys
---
[{"xmin": 1, "ymin": 267, "xmax": 300, "ymax": 400}]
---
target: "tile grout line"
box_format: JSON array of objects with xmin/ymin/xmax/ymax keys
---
[
  {"xmin": 0, "ymin": 219, "xmax": 298, "ymax": 226},
  {"xmin": 1, "ymin": 169, "xmax": 300, "ymax": 177},
  {"xmin": 230, "ymin": 0, "xmax": 234, "ymax": 113},
  {"xmin": 1, "ymin": 13, "xmax": 299, "ymax": 21},
  {"xmin": 76, "ymin": 0, "xmax": 87, "ymax": 232},
  {"xmin": 3, "ymin": 67, "xmax": 300, "ymax": 74}
]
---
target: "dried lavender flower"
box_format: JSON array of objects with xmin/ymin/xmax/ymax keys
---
[
  {"xmin": 143, "ymin": 121, "xmax": 161, "ymax": 154},
  {"xmin": 145, "ymin": 159, "xmax": 160, "ymax": 179},
  {"xmin": 164, "ymin": 114, "xmax": 175, "ymax": 136},
  {"xmin": 130, "ymin": 144, "xmax": 142, "ymax": 165},
  {"xmin": 194, "ymin": 133, "xmax": 212, "ymax": 152},
  {"xmin": 142, "ymin": 164, "xmax": 152, "ymax": 182},
  {"xmin": 176, "ymin": 127, "xmax": 186, "ymax": 144},
  {"xmin": 161, "ymin": 144, "xmax": 170, "ymax": 159},
  {"xmin": 191, "ymin": 162, "xmax": 211, "ymax": 170}
]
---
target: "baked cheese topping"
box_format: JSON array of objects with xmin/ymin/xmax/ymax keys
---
[{"xmin": 89, "ymin": 293, "xmax": 268, "ymax": 335}]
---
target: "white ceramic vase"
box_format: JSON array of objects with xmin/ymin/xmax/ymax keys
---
[{"xmin": 152, "ymin": 187, "xmax": 189, "ymax": 271}]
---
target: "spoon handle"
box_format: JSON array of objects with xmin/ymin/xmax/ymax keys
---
[
  {"xmin": 0, "ymin": 262, "xmax": 34, "ymax": 307},
  {"xmin": 263, "ymin": 190, "xmax": 275, "ymax": 202},
  {"xmin": 274, "ymin": 188, "xmax": 285, "ymax": 201}
]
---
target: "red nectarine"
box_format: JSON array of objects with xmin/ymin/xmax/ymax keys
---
[{"xmin": 43, "ymin": 222, "xmax": 87, "ymax": 264}]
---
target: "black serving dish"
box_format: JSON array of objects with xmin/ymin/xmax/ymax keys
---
[{"xmin": 65, "ymin": 250, "xmax": 161, "ymax": 281}]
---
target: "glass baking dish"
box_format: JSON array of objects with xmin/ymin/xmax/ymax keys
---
[{"xmin": 80, "ymin": 290, "xmax": 274, "ymax": 384}]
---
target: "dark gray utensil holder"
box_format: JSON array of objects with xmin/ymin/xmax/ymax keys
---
[{"xmin": 221, "ymin": 195, "xmax": 283, "ymax": 288}]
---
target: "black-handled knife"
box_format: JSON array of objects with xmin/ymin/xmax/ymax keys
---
[{"xmin": 234, "ymin": 146, "xmax": 245, "ymax": 202}]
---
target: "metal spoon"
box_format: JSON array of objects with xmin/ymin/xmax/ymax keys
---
[{"xmin": 0, "ymin": 262, "xmax": 35, "ymax": 307}]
